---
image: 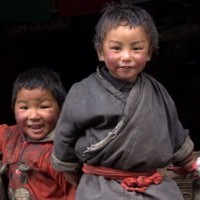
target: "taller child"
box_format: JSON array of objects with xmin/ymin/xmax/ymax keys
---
[{"xmin": 52, "ymin": 2, "xmax": 199, "ymax": 200}]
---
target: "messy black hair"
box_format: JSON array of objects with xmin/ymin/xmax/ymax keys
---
[
  {"xmin": 93, "ymin": 2, "xmax": 159, "ymax": 54},
  {"xmin": 11, "ymin": 66, "xmax": 66, "ymax": 110}
]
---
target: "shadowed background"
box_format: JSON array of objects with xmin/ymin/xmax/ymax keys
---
[{"xmin": 0, "ymin": 0, "xmax": 199, "ymax": 149}]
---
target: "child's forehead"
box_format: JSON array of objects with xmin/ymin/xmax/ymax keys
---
[
  {"xmin": 105, "ymin": 23, "xmax": 144, "ymax": 35},
  {"xmin": 18, "ymin": 87, "xmax": 51, "ymax": 95},
  {"xmin": 104, "ymin": 19, "xmax": 141, "ymax": 31},
  {"xmin": 17, "ymin": 87, "xmax": 52, "ymax": 97},
  {"xmin": 16, "ymin": 88, "xmax": 55, "ymax": 102}
]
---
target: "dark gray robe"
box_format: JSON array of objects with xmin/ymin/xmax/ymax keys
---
[{"xmin": 52, "ymin": 66, "xmax": 193, "ymax": 200}]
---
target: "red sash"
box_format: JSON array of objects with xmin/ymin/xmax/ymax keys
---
[{"xmin": 82, "ymin": 164, "xmax": 163, "ymax": 192}]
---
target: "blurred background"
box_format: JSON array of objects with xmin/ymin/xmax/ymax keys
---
[{"xmin": 0, "ymin": 0, "xmax": 200, "ymax": 149}]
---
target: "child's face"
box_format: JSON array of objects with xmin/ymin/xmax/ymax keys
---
[
  {"xmin": 14, "ymin": 88, "xmax": 60, "ymax": 140},
  {"xmin": 98, "ymin": 25, "xmax": 151, "ymax": 82}
]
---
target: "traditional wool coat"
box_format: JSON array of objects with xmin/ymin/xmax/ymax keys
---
[
  {"xmin": 0, "ymin": 125, "xmax": 70, "ymax": 200},
  {"xmin": 52, "ymin": 65, "xmax": 194, "ymax": 200}
]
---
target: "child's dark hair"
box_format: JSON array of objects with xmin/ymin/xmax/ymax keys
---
[
  {"xmin": 93, "ymin": 2, "xmax": 159, "ymax": 54},
  {"xmin": 11, "ymin": 66, "xmax": 66, "ymax": 110}
]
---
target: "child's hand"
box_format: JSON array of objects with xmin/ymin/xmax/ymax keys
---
[
  {"xmin": 169, "ymin": 157, "xmax": 200, "ymax": 179},
  {"xmin": 167, "ymin": 165, "xmax": 188, "ymax": 177},
  {"xmin": 64, "ymin": 171, "xmax": 80, "ymax": 188}
]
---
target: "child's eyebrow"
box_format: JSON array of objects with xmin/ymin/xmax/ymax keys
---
[
  {"xmin": 108, "ymin": 40, "xmax": 121, "ymax": 44},
  {"xmin": 131, "ymin": 41, "xmax": 146, "ymax": 45},
  {"xmin": 15, "ymin": 99, "xmax": 27, "ymax": 104},
  {"xmin": 109, "ymin": 40, "xmax": 146, "ymax": 45}
]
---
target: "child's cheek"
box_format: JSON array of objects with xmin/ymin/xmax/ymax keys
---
[
  {"xmin": 15, "ymin": 112, "xmax": 25, "ymax": 124},
  {"xmin": 137, "ymin": 54, "xmax": 150, "ymax": 62},
  {"xmin": 134, "ymin": 54, "xmax": 149, "ymax": 67},
  {"xmin": 106, "ymin": 52, "xmax": 118, "ymax": 65}
]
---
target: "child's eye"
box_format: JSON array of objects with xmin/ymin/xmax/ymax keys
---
[
  {"xmin": 133, "ymin": 47, "xmax": 142, "ymax": 51},
  {"xmin": 40, "ymin": 105, "xmax": 51, "ymax": 109},
  {"xmin": 111, "ymin": 46, "xmax": 121, "ymax": 51},
  {"xmin": 20, "ymin": 106, "xmax": 28, "ymax": 110}
]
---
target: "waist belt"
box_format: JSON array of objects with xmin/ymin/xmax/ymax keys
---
[{"xmin": 82, "ymin": 164, "xmax": 163, "ymax": 192}]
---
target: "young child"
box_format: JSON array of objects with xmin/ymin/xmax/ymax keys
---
[
  {"xmin": 51, "ymin": 2, "xmax": 199, "ymax": 200},
  {"xmin": 0, "ymin": 67, "xmax": 73, "ymax": 199}
]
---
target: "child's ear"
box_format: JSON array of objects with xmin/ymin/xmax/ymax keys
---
[
  {"xmin": 146, "ymin": 50, "xmax": 152, "ymax": 61},
  {"xmin": 146, "ymin": 54, "xmax": 151, "ymax": 61},
  {"xmin": 97, "ymin": 50, "xmax": 104, "ymax": 61}
]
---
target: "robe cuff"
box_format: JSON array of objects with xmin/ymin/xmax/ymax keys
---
[
  {"xmin": 172, "ymin": 135, "xmax": 194, "ymax": 164},
  {"xmin": 51, "ymin": 152, "xmax": 81, "ymax": 172}
]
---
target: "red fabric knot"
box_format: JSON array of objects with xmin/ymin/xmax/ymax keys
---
[
  {"xmin": 121, "ymin": 172, "xmax": 163, "ymax": 192},
  {"xmin": 83, "ymin": 164, "xmax": 164, "ymax": 193}
]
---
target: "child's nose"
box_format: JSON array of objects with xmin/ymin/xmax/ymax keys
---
[
  {"xmin": 28, "ymin": 109, "xmax": 40, "ymax": 119},
  {"xmin": 121, "ymin": 50, "xmax": 132, "ymax": 60}
]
